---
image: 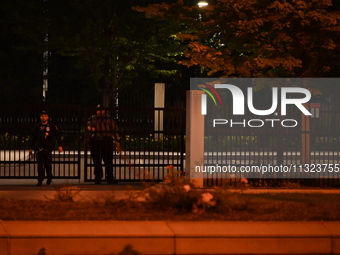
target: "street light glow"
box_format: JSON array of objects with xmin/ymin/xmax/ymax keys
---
[{"xmin": 198, "ymin": 1, "xmax": 208, "ymax": 8}]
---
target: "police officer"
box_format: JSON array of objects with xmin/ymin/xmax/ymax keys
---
[
  {"xmin": 87, "ymin": 105, "xmax": 120, "ymax": 184},
  {"xmin": 29, "ymin": 111, "xmax": 63, "ymax": 186}
]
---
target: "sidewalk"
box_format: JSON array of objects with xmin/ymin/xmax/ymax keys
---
[{"xmin": 0, "ymin": 179, "xmax": 146, "ymax": 201}]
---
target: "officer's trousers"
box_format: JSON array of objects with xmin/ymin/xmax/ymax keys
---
[
  {"xmin": 89, "ymin": 138, "xmax": 114, "ymax": 182},
  {"xmin": 36, "ymin": 148, "xmax": 53, "ymax": 182}
]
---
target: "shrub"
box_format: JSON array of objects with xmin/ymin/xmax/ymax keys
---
[{"xmin": 140, "ymin": 165, "xmax": 219, "ymax": 213}]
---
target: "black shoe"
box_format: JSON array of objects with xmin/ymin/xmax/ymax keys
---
[
  {"xmin": 94, "ymin": 180, "xmax": 101, "ymax": 185},
  {"xmin": 47, "ymin": 179, "xmax": 52, "ymax": 185},
  {"xmin": 36, "ymin": 181, "xmax": 42, "ymax": 187},
  {"xmin": 107, "ymin": 178, "xmax": 117, "ymax": 184}
]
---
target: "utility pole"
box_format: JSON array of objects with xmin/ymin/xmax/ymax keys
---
[
  {"xmin": 43, "ymin": 33, "xmax": 48, "ymax": 102},
  {"xmin": 42, "ymin": 0, "xmax": 48, "ymax": 102}
]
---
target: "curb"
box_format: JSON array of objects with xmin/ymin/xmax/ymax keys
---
[{"xmin": 0, "ymin": 221, "xmax": 339, "ymax": 255}]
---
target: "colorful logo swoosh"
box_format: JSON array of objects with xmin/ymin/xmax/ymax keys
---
[{"xmin": 198, "ymin": 84, "xmax": 223, "ymax": 106}]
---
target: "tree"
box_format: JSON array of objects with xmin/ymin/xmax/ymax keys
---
[
  {"xmin": 49, "ymin": 0, "xmax": 154, "ymax": 106},
  {"xmin": 0, "ymin": 1, "xmax": 44, "ymax": 104},
  {"xmin": 136, "ymin": 0, "xmax": 340, "ymax": 80},
  {"xmin": 53, "ymin": 0, "xmax": 193, "ymax": 107},
  {"xmin": 8, "ymin": 0, "xmax": 185, "ymax": 107}
]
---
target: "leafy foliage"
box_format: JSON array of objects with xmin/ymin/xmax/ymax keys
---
[
  {"xmin": 5, "ymin": 0, "xmax": 186, "ymax": 106},
  {"xmin": 137, "ymin": 0, "xmax": 340, "ymax": 78}
]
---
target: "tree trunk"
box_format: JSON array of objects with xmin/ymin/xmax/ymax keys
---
[{"xmin": 101, "ymin": 90, "xmax": 111, "ymax": 107}]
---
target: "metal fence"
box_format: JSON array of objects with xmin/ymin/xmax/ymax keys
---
[
  {"xmin": 0, "ymin": 105, "xmax": 82, "ymax": 180},
  {"xmin": 1, "ymin": 93, "xmax": 339, "ymax": 187},
  {"xmin": 0, "ymin": 105, "xmax": 185, "ymax": 182},
  {"xmin": 203, "ymin": 92, "xmax": 340, "ymax": 187},
  {"xmin": 83, "ymin": 106, "xmax": 185, "ymax": 182}
]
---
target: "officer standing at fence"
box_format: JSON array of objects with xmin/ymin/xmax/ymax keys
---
[
  {"xmin": 29, "ymin": 110, "xmax": 63, "ymax": 187},
  {"xmin": 87, "ymin": 105, "xmax": 121, "ymax": 184}
]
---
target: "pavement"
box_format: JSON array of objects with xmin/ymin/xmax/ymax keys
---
[
  {"xmin": 0, "ymin": 179, "xmax": 147, "ymax": 202},
  {"xmin": 1, "ymin": 180, "xmax": 340, "ymax": 255}
]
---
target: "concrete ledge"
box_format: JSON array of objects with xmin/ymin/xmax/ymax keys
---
[
  {"xmin": 168, "ymin": 222, "xmax": 336, "ymax": 255},
  {"xmin": 0, "ymin": 221, "xmax": 339, "ymax": 255}
]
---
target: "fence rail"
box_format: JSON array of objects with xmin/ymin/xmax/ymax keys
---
[
  {"xmin": 1, "ymin": 96, "xmax": 340, "ymax": 187},
  {"xmin": 0, "ymin": 105, "xmax": 185, "ymax": 182}
]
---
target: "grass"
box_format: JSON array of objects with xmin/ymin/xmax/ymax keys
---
[{"xmin": 1, "ymin": 190, "xmax": 340, "ymax": 221}]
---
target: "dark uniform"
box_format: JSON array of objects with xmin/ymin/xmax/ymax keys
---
[
  {"xmin": 87, "ymin": 109, "xmax": 119, "ymax": 184},
  {"xmin": 30, "ymin": 118, "xmax": 62, "ymax": 186}
]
